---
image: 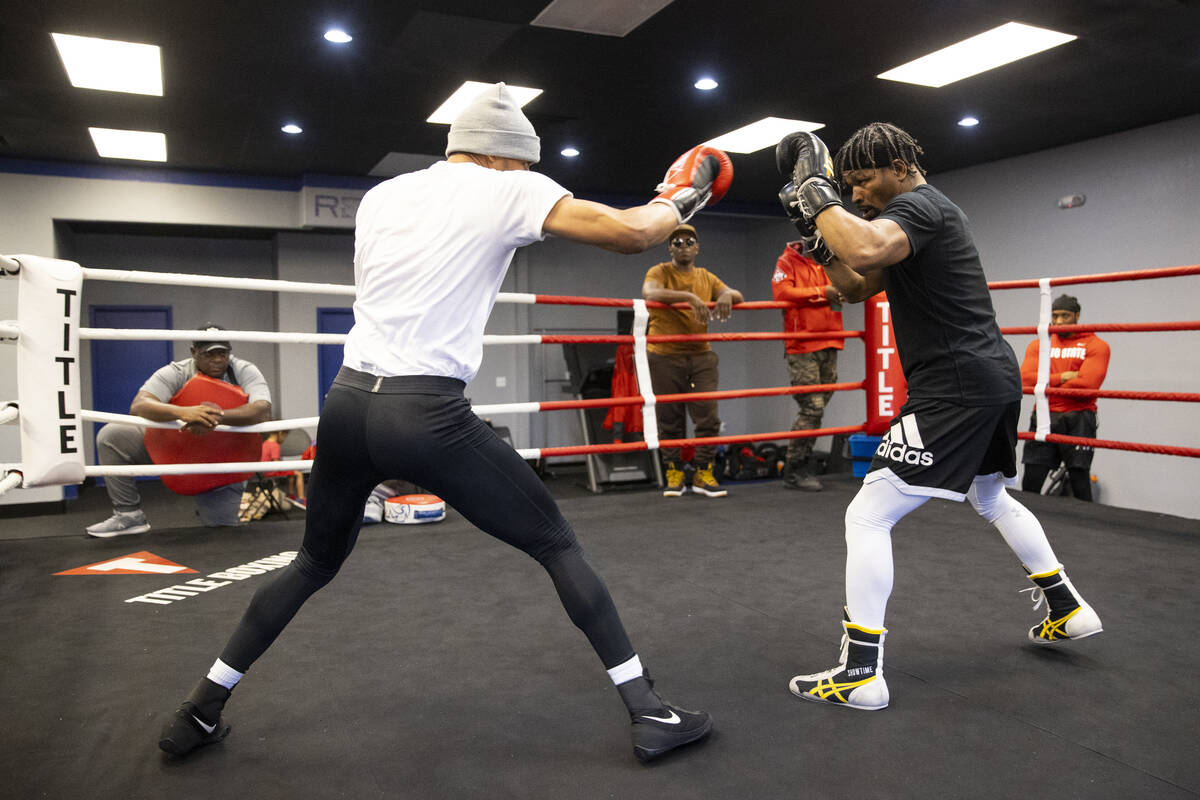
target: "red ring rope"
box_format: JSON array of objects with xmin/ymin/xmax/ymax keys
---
[
  {"xmin": 538, "ymin": 331, "xmax": 862, "ymax": 344},
  {"xmin": 530, "ymin": 295, "xmax": 829, "ymax": 310},
  {"xmin": 1017, "ymin": 432, "xmax": 1200, "ymax": 458},
  {"xmin": 539, "ymin": 381, "xmax": 865, "ymax": 412},
  {"xmin": 988, "ymin": 264, "xmax": 1200, "ymax": 290},
  {"xmin": 1025, "ymin": 388, "xmax": 1200, "ymax": 403},
  {"xmin": 1002, "ymin": 321, "xmax": 1200, "ymax": 335},
  {"xmin": 533, "ymin": 425, "xmax": 868, "ymax": 459}
]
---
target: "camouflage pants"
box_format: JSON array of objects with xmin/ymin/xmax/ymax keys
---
[{"xmin": 785, "ymin": 349, "xmax": 838, "ymax": 468}]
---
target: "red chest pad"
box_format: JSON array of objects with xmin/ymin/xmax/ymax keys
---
[{"xmin": 143, "ymin": 373, "xmax": 260, "ymax": 495}]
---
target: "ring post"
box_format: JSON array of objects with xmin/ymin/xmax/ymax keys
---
[
  {"xmin": 15, "ymin": 255, "xmax": 86, "ymax": 486},
  {"xmin": 862, "ymin": 293, "xmax": 907, "ymax": 435}
]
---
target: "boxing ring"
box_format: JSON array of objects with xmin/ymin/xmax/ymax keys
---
[
  {"xmin": 4, "ymin": 252, "xmax": 1200, "ymax": 799},
  {"xmin": 2, "ymin": 253, "xmax": 1199, "ymax": 500}
]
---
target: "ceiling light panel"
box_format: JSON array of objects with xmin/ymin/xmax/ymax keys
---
[
  {"xmin": 877, "ymin": 22, "xmax": 1076, "ymax": 88},
  {"xmin": 51, "ymin": 33, "xmax": 163, "ymax": 95},
  {"xmin": 427, "ymin": 82, "xmax": 543, "ymax": 124},
  {"xmin": 531, "ymin": 0, "xmax": 674, "ymax": 37},
  {"xmin": 705, "ymin": 117, "xmax": 825, "ymax": 154},
  {"xmin": 88, "ymin": 127, "xmax": 167, "ymax": 161}
]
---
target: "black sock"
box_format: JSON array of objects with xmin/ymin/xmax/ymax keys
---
[{"xmin": 617, "ymin": 675, "xmax": 663, "ymax": 715}]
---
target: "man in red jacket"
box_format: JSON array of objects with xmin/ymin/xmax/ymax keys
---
[
  {"xmin": 1019, "ymin": 294, "xmax": 1110, "ymax": 501},
  {"xmin": 771, "ymin": 240, "xmax": 844, "ymax": 490}
]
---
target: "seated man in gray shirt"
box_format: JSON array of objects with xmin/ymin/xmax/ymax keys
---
[{"xmin": 86, "ymin": 324, "xmax": 272, "ymax": 537}]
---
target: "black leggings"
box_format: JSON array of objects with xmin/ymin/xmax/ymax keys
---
[{"xmin": 219, "ymin": 370, "xmax": 635, "ymax": 672}]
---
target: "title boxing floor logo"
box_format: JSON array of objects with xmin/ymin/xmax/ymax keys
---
[{"xmin": 875, "ymin": 413, "xmax": 934, "ymax": 466}]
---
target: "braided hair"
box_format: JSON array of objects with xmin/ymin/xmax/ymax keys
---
[{"xmin": 833, "ymin": 122, "xmax": 927, "ymax": 187}]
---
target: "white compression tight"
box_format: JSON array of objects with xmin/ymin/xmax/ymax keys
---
[
  {"xmin": 844, "ymin": 480, "xmax": 927, "ymax": 628},
  {"xmin": 966, "ymin": 473, "xmax": 1059, "ymax": 575},
  {"xmin": 844, "ymin": 474, "xmax": 1060, "ymax": 629}
]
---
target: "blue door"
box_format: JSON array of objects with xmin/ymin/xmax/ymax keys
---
[
  {"xmin": 89, "ymin": 305, "xmax": 173, "ymax": 482},
  {"xmin": 317, "ymin": 307, "xmax": 354, "ymax": 411}
]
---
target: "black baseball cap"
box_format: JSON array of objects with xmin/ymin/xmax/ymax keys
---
[{"xmin": 193, "ymin": 323, "xmax": 232, "ymax": 353}]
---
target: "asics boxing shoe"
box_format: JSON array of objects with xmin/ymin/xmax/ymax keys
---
[
  {"xmin": 789, "ymin": 620, "xmax": 889, "ymax": 711},
  {"xmin": 1023, "ymin": 565, "xmax": 1103, "ymax": 643}
]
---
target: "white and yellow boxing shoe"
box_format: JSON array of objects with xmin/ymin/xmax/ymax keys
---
[
  {"xmin": 789, "ymin": 620, "xmax": 889, "ymax": 711},
  {"xmin": 1024, "ymin": 565, "xmax": 1103, "ymax": 643}
]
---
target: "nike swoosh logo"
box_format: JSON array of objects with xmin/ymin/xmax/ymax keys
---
[
  {"xmin": 192, "ymin": 714, "xmax": 217, "ymax": 734},
  {"xmin": 641, "ymin": 710, "xmax": 681, "ymax": 724}
]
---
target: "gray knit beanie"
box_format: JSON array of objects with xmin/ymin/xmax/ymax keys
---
[{"xmin": 445, "ymin": 82, "xmax": 540, "ymax": 165}]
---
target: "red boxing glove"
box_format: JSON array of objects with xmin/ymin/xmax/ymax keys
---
[{"xmin": 651, "ymin": 145, "xmax": 733, "ymax": 223}]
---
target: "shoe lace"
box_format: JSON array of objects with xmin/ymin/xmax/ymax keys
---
[
  {"xmin": 695, "ymin": 465, "xmax": 715, "ymax": 484},
  {"xmin": 1019, "ymin": 585, "xmax": 1045, "ymax": 611}
]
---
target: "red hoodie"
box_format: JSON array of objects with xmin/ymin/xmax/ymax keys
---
[
  {"xmin": 771, "ymin": 242, "xmax": 844, "ymax": 354},
  {"xmin": 1020, "ymin": 331, "xmax": 1110, "ymax": 412}
]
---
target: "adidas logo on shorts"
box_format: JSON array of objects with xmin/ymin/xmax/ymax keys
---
[{"xmin": 875, "ymin": 414, "xmax": 935, "ymax": 467}]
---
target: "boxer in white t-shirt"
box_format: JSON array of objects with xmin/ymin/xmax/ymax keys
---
[{"xmin": 161, "ymin": 83, "xmax": 732, "ymax": 764}]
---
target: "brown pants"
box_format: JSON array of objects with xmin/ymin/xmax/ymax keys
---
[{"xmin": 648, "ymin": 350, "xmax": 721, "ymax": 464}]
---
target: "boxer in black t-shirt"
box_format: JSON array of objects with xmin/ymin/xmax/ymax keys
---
[{"xmin": 774, "ymin": 122, "xmax": 1102, "ymax": 710}]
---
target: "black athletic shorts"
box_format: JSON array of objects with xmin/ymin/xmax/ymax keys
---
[
  {"xmin": 1021, "ymin": 410, "xmax": 1097, "ymax": 470},
  {"xmin": 863, "ymin": 397, "xmax": 1019, "ymax": 501}
]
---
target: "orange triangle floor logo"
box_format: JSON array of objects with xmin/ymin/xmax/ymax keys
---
[{"xmin": 55, "ymin": 551, "xmax": 199, "ymax": 576}]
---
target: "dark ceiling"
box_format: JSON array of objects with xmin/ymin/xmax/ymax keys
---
[{"xmin": 3, "ymin": 1, "xmax": 1199, "ymax": 212}]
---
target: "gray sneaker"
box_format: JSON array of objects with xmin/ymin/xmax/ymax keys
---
[{"xmin": 85, "ymin": 510, "xmax": 151, "ymax": 538}]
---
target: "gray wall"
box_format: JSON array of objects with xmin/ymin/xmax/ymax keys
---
[
  {"xmin": 933, "ymin": 114, "xmax": 1200, "ymax": 519},
  {"xmin": 2, "ymin": 112, "xmax": 1197, "ymax": 518}
]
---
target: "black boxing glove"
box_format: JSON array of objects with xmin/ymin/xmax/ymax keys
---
[
  {"xmin": 776, "ymin": 131, "xmax": 842, "ymax": 223},
  {"xmin": 779, "ymin": 181, "xmax": 835, "ymax": 266}
]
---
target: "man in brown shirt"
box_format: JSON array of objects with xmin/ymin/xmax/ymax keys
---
[{"xmin": 642, "ymin": 223, "xmax": 744, "ymax": 497}]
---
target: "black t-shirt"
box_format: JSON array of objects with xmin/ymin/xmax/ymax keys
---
[{"xmin": 877, "ymin": 184, "xmax": 1021, "ymax": 405}]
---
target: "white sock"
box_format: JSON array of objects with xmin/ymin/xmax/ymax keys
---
[
  {"xmin": 607, "ymin": 654, "xmax": 643, "ymax": 685},
  {"xmin": 206, "ymin": 658, "xmax": 244, "ymax": 690}
]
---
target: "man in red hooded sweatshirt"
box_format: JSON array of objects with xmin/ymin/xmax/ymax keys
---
[
  {"xmin": 771, "ymin": 240, "xmax": 844, "ymax": 490},
  {"xmin": 1019, "ymin": 294, "xmax": 1110, "ymax": 501}
]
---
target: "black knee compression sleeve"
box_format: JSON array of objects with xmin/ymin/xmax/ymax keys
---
[
  {"xmin": 540, "ymin": 544, "xmax": 635, "ymax": 669},
  {"xmin": 219, "ymin": 548, "xmax": 342, "ymax": 671}
]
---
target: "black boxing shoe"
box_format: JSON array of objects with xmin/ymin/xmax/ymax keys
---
[
  {"xmin": 158, "ymin": 700, "xmax": 230, "ymax": 757},
  {"xmin": 630, "ymin": 702, "xmax": 713, "ymax": 763}
]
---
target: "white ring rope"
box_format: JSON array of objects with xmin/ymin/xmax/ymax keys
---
[
  {"xmin": 78, "ymin": 409, "xmax": 320, "ymax": 434},
  {"xmin": 82, "ymin": 267, "xmax": 356, "ymax": 296},
  {"xmin": 0, "ymin": 254, "xmax": 19, "ymax": 274},
  {"xmin": 0, "ymin": 320, "xmax": 19, "ymax": 341},
  {"xmin": 79, "ymin": 328, "xmax": 559, "ymax": 347},
  {"xmin": 85, "ymin": 460, "xmax": 312, "ymax": 477},
  {"xmin": 80, "ymin": 328, "xmax": 348, "ymax": 345},
  {"xmin": 79, "ymin": 266, "xmax": 537, "ymax": 307}
]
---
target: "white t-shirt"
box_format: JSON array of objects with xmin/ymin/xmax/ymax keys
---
[{"xmin": 343, "ymin": 160, "xmax": 570, "ymax": 382}]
